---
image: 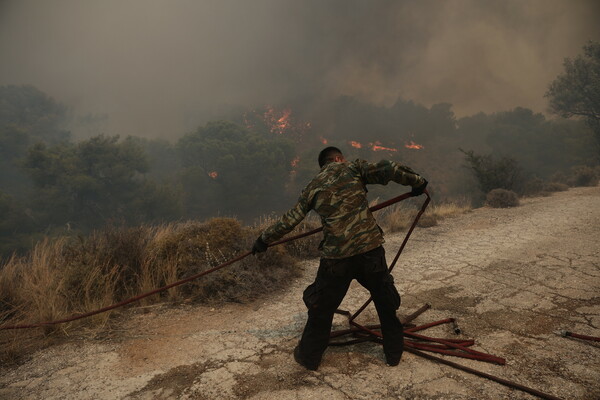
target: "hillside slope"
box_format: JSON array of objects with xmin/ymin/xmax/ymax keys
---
[{"xmin": 1, "ymin": 186, "xmax": 599, "ymax": 400}]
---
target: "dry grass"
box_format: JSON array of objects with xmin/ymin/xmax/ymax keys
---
[
  {"xmin": 379, "ymin": 200, "xmax": 471, "ymax": 233},
  {"xmin": 0, "ymin": 239, "xmax": 68, "ymax": 330},
  {"xmin": 0, "ymin": 217, "xmax": 313, "ymax": 364},
  {"xmin": 427, "ymin": 202, "xmax": 472, "ymax": 219}
]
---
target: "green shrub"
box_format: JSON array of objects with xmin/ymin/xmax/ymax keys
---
[
  {"xmin": 486, "ymin": 188, "xmax": 520, "ymax": 208},
  {"xmin": 549, "ymin": 171, "xmax": 567, "ymax": 184},
  {"xmin": 543, "ymin": 182, "xmax": 569, "ymax": 192},
  {"xmin": 568, "ymin": 165, "xmax": 599, "ymax": 187},
  {"xmin": 522, "ymin": 176, "xmax": 547, "ymax": 197},
  {"xmin": 461, "ymin": 149, "xmax": 522, "ymax": 194}
]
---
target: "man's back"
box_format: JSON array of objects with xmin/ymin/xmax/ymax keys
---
[{"xmin": 304, "ymin": 161, "xmax": 383, "ymax": 258}]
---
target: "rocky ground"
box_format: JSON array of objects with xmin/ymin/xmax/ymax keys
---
[{"xmin": 1, "ymin": 186, "xmax": 599, "ymax": 400}]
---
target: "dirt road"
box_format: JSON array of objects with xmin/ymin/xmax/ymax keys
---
[{"xmin": 1, "ymin": 186, "xmax": 599, "ymax": 400}]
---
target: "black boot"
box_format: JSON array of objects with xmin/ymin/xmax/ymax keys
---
[{"xmin": 294, "ymin": 345, "xmax": 319, "ymax": 371}]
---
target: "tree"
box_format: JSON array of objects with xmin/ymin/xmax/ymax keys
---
[
  {"xmin": 126, "ymin": 136, "xmax": 181, "ymax": 182},
  {"xmin": 460, "ymin": 149, "xmax": 521, "ymax": 194},
  {"xmin": 0, "ymin": 85, "xmax": 71, "ymax": 198},
  {"xmin": 0, "ymin": 85, "xmax": 70, "ymax": 144},
  {"xmin": 24, "ymin": 135, "xmax": 179, "ymax": 230},
  {"xmin": 0, "ymin": 191, "xmax": 37, "ymax": 258},
  {"xmin": 457, "ymin": 107, "xmax": 597, "ymax": 180},
  {"xmin": 546, "ymin": 41, "xmax": 600, "ymax": 155},
  {"xmin": 177, "ymin": 121, "xmax": 295, "ymax": 219}
]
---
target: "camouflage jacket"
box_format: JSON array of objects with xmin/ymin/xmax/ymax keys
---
[{"xmin": 261, "ymin": 159, "xmax": 425, "ymax": 259}]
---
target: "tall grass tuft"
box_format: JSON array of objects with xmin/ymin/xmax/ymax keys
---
[{"xmin": 378, "ymin": 200, "xmax": 471, "ymax": 233}]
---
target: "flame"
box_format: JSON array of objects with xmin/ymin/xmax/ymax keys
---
[
  {"xmin": 291, "ymin": 156, "xmax": 300, "ymax": 168},
  {"xmin": 245, "ymin": 106, "xmax": 312, "ymax": 141},
  {"xmin": 370, "ymin": 141, "xmax": 397, "ymax": 152},
  {"xmin": 263, "ymin": 107, "xmax": 291, "ymax": 134},
  {"xmin": 276, "ymin": 109, "xmax": 292, "ymax": 133},
  {"xmin": 349, "ymin": 140, "xmax": 397, "ymax": 152},
  {"xmin": 208, "ymin": 171, "xmax": 218, "ymax": 179},
  {"xmin": 320, "ymin": 136, "xmax": 328, "ymax": 144},
  {"xmin": 405, "ymin": 141, "xmax": 424, "ymax": 150}
]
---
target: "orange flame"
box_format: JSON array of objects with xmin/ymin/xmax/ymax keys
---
[
  {"xmin": 275, "ymin": 109, "xmax": 291, "ymax": 133},
  {"xmin": 349, "ymin": 141, "xmax": 362, "ymax": 149},
  {"xmin": 263, "ymin": 107, "xmax": 292, "ymax": 134},
  {"xmin": 320, "ymin": 136, "xmax": 328, "ymax": 144},
  {"xmin": 245, "ymin": 106, "xmax": 312, "ymax": 140},
  {"xmin": 405, "ymin": 141, "xmax": 424, "ymax": 150},
  {"xmin": 208, "ymin": 171, "xmax": 218, "ymax": 179},
  {"xmin": 371, "ymin": 141, "xmax": 397, "ymax": 152},
  {"xmin": 291, "ymin": 156, "xmax": 300, "ymax": 168}
]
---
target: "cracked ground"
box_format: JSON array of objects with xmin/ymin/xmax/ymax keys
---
[{"xmin": 1, "ymin": 186, "xmax": 599, "ymax": 399}]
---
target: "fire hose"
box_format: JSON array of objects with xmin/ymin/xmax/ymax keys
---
[
  {"xmin": 556, "ymin": 330, "xmax": 600, "ymax": 342},
  {"xmin": 0, "ymin": 190, "xmax": 564, "ymax": 399}
]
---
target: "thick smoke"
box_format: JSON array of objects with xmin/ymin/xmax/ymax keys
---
[{"xmin": 0, "ymin": 0, "xmax": 599, "ymax": 137}]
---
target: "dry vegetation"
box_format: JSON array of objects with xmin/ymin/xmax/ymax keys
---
[
  {"xmin": 0, "ymin": 217, "xmax": 312, "ymax": 364},
  {"xmin": 378, "ymin": 200, "xmax": 472, "ymax": 233},
  {"xmin": 486, "ymin": 188, "xmax": 520, "ymax": 208}
]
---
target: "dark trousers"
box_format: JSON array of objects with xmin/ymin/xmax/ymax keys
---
[{"xmin": 298, "ymin": 246, "xmax": 403, "ymax": 367}]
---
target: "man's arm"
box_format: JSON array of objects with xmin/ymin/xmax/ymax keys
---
[
  {"xmin": 253, "ymin": 192, "xmax": 312, "ymax": 254},
  {"xmin": 354, "ymin": 159, "xmax": 426, "ymax": 188}
]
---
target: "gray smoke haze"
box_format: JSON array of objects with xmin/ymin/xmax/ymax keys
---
[{"xmin": 1, "ymin": 0, "xmax": 599, "ymax": 138}]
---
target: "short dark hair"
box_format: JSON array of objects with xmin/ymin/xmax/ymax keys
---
[{"xmin": 318, "ymin": 146, "xmax": 343, "ymax": 167}]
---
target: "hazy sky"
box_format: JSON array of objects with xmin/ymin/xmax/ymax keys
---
[{"xmin": 1, "ymin": 0, "xmax": 599, "ymax": 138}]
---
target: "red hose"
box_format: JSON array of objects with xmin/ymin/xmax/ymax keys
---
[
  {"xmin": 0, "ymin": 191, "xmax": 417, "ymax": 331},
  {"xmin": 405, "ymin": 348, "xmax": 563, "ymax": 400},
  {"xmin": 561, "ymin": 331, "xmax": 600, "ymax": 342}
]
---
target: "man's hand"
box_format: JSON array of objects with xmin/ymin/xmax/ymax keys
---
[
  {"xmin": 252, "ymin": 236, "xmax": 268, "ymax": 254},
  {"xmin": 411, "ymin": 179, "xmax": 428, "ymax": 196}
]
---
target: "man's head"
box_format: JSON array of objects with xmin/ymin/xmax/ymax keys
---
[{"xmin": 318, "ymin": 146, "xmax": 345, "ymax": 167}]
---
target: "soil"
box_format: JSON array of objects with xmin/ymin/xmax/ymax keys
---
[{"xmin": 1, "ymin": 186, "xmax": 599, "ymax": 400}]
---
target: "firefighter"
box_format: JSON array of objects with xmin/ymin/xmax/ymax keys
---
[{"xmin": 252, "ymin": 146, "xmax": 427, "ymax": 370}]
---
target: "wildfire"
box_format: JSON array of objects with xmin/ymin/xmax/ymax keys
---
[
  {"xmin": 208, "ymin": 171, "xmax": 218, "ymax": 179},
  {"xmin": 290, "ymin": 156, "xmax": 300, "ymax": 168},
  {"xmin": 349, "ymin": 140, "xmax": 397, "ymax": 152},
  {"xmin": 244, "ymin": 106, "xmax": 312, "ymax": 142},
  {"xmin": 405, "ymin": 141, "xmax": 424, "ymax": 150},
  {"xmin": 263, "ymin": 107, "xmax": 292, "ymax": 134},
  {"xmin": 371, "ymin": 141, "xmax": 397, "ymax": 152}
]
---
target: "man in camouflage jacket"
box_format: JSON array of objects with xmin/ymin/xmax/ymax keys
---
[{"xmin": 252, "ymin": 146, "xmax": 427, "ymax": 370}]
